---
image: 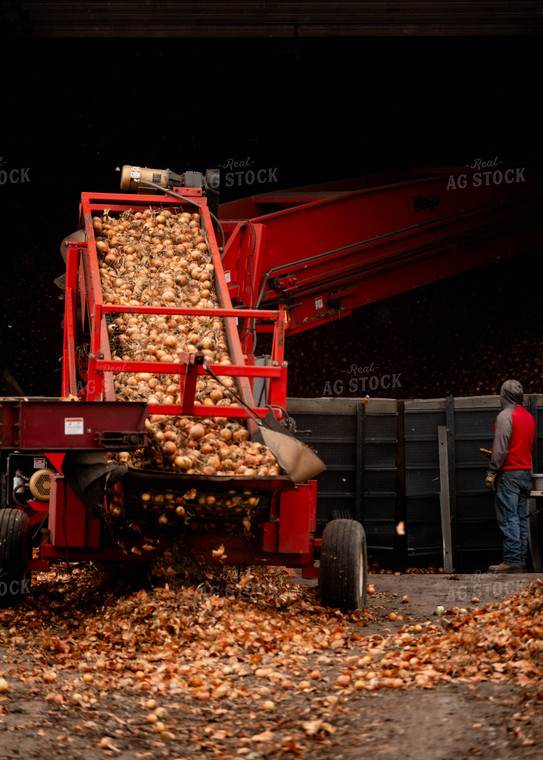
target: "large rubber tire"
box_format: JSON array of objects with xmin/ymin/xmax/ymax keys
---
[
  {"xmin": 0, "ymin": 508, "xmax": 31, "ymax": 607},
  {"xmin": 329, "ymin": 508, "xmax": 353, "ymax": 521},
  {"xmin": 319, "ymin": 518, "xmax": 368, "ymax": 611}
]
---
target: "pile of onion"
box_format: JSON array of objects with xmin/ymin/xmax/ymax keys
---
[
  {"xmin": 140, "ymin": 414, "xmax": 280, "ymax": 477},
  {"xmin": 93, "ymin": 206, "xmax": 281, "ymax": 479}
]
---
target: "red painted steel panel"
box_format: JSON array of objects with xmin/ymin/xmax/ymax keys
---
[
  {"xmin": 49, "ymin": 476, "xmax": 87, "ymax": 547},
  {"xmin": 278, "ymin": 482, "xmax": 316, "ymax": 554},
  {"xmin": 301, "ymin": 566, "xmax": 320, "ymax": 579},
  {"xmin": 62, "ymin": 243, "xmax": 80, "ymax": 397},
  {"xmin": 0, "ymin": 399, "xmax": 147, "ymax": 450},
  {"xmin": 261, "ymin": 521, "xmax": 278, "ymax": 552},
  {"xmin": 26, "ymin": 500, "xmax": 50, "ymax": 527},
  {"xmin": 220, "ymin": 169, "xmax": 542, "ymax": 335},
  {"xmin": 45, "ymin": 452, "xmax": 65, "ymax": 472}
]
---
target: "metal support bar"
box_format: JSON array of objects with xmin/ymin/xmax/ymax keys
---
[
  {"xmin": 394, "ymin": 400, "xmax": 407, "ymax": 570},
  {"xmin": 527, "ymin": 396, "xmax": 541, "ymax": 571},
  {"xmin": 438, "ymin": 425, "xmax": 454, "ymax": 573},
  {"xmin": 178, "ymin": 351, "xmax": 204, "ymax": 415},
  {"xmin": 355, "ymin": 401, "xmax": 366, "ymax": 524},
  {"xmin": 528, "ymin": 497, "xmax": 542, "ymax": 572},
  {"xmin": 61, "ymin": 243, "xmax": 80, "ymax": 397},
  {"xmin": 445, "ymin": 396, "xmax": 457, "ymax": 569},
  {"xmin": 529, "ymin": 394, "xmax": 539, "ymax": 469}
]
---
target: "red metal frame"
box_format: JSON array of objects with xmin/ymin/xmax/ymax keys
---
[
  {"xmin": 178, "ymin": 480, "xmax": 317, "ymax": 569},
  {"xmin": 0, "ymin": 392, "xmax": 317, "ymax": 571},
  {"xmin": 0, "ymin": 398, "xmax": 147, "ymax": 450},
  {"xmin": 219, "ymin": 167, "xmax": 543, "ymax": 346},
  {"xmin": 14, "ymin": 184, "xmax": 318, "ymax": 572},
  {"xmin": 84, "ymin": 302, "xmax": 288, "ymax": 415},
  {"xmin": 63, "ymin": 190, "xmax": 289, "ymax": 419}
]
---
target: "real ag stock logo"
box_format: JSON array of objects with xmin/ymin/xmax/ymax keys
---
[
  {"xmin": 218, "ymin": 157, "xmax": 279, "ymax": 188},
  {"xmin": 446, "ymin": 157, "xmax": 526, "ymax": 190},
  {"xmin": 0, "ymin": 568, "xmax": 31, "ymax": 598},
  {"xmin": 0, "ymin": 156, "xmax": 30, "ymax": 186},
  {"xmin": 322, "ymin": 362, "xmax": 402, "ymax": 396}
]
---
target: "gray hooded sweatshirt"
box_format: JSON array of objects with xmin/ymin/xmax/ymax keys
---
[{"xmin": 488, "ymin": 379, "xmax": 534, "ymax": 475}]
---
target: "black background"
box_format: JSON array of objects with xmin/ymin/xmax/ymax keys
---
[{"xmin": 1, "ymin": 37, "xmax": 541, "ymax": 396}]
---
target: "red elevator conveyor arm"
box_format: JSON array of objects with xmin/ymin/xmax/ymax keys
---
[{"xmin": 219, "ymin": 167, "xmax": 543, "ymax": 340}]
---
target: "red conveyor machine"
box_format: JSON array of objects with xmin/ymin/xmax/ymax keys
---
[{"xmin": 0, "ymin": 162, "xmax": 540, "ymax": 610}]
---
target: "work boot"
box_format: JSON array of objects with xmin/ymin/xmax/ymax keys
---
[{"xmin": 487, "ymin": 562, "xmax": 524, "ymax": 573}]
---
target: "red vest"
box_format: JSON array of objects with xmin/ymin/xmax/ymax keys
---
[{"xmin": 502, "ymin": 405, "xmax": 535, "ymax": 470}]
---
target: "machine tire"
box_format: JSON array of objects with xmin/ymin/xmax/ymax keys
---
[
  {"xmin": 329, "ymin": 508, "xmax": 353, "ymax": 521},
  {"xmin": 319, "ymin": 518, "xmax": 367, "ymax": 611},
  {"xmin": 0, "ymin": 508, "xmax": 31, "ymax": 607}
]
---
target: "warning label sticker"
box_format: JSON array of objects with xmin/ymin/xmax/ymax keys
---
[{"xmin": 65, "ymin": 417, "xmax": 84, "ymax": 435}]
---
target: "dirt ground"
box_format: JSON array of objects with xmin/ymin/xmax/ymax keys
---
[{"xmin": 0, "ymin": 567, "xmax": 542, "ymax": 760}]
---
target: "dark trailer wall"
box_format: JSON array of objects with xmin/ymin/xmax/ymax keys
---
[{"xmin": 288, "ymin": 395, "xmax": 543, "ymax": 573}]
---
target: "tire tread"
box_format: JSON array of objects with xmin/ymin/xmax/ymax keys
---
[
  {"xmin": 0, "ymin": 508, "xmax": 31, "ymax": 606},
  {"xmin": 320, "ymin": 518, "xmax": 367, "ymax": 611}
]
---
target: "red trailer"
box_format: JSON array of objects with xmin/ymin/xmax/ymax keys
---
[{"xmin": 1, "ymin": 162, "xmax": 540, "ymax": 611}]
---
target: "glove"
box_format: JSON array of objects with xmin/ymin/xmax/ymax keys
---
[{"xmin": 485, "ymin": 471, "xmax": 497, "ymax": 491}]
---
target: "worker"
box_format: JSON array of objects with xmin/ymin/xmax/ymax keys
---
[{"xmin": 485, "ymin": 379, "xmax": 535, "ymax": 573}]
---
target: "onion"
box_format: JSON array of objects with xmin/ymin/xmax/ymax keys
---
[
  {"xmin": 233, "ymin": 428, "xmax": 250, "ymax": 443},
  {"xmin": 206, "ymin": 455, "xmax": 221, "ymax": 469},
  {"xmin": 162, "ymin": 441, "xmax": 177, "ymax": 458},
  {"xmin": 188, "ymin": 423, "xmax": 206, "ymax": 440}
]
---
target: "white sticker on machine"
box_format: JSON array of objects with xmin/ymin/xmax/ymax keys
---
[
  {"xmin": 65, "ymin": 417, "xmax": 84, "ymax": 435},
  {"xmin": 315, "ymin": 297, "xmax": 324, "ymax": 310}
]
